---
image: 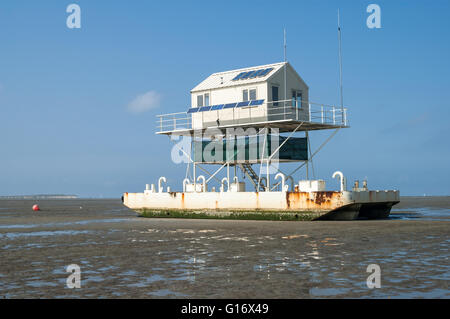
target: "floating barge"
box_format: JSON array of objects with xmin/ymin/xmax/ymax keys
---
[{"xmin": 123, "ymin": 62, "xmax": 399, "ymax": 220}]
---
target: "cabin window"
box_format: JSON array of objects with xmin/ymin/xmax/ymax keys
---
[
  {"xmin": 204, "ymin": 93, "xmax": 210, "ymax": 106},
  {"xmin": 243, "ymin": 88, "xmax": 257, "ymax": 102},
  {"xmin": 272, "ymin": 86, "xmax": 279, "ymax": 106},
  {"xmin": 292, "ymin": 90, "xmax": 302, "ymax": 108},
  {"xmin": 197, "ymin": 95, "xmax": 203, "ymax": 107},
  {"xmin": 242, "ymin": 89, "xmax": 249, "ymax": 102}
]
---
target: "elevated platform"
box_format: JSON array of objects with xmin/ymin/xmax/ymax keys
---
[
  {"xmin": 157, "ymin": 119, "xmax": 347, "ymax": 135},
  {"xmin": 156, "ymin": 101, "xmax": 349, "ymax": 135}
]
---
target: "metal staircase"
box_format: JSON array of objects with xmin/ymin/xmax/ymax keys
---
[{"xmin": 239, "ymin": 163, "xmax": 266, "ymax": 192}]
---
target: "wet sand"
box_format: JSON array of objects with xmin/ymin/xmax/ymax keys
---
[
  {"xmin": 395, "ymin": 196, "xmax": 450, "ymax": 210},
  {"xmin": 0, "ymin": 197, "xmax": 448, "ymax": 298}
]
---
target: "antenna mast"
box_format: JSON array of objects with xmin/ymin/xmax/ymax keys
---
[
  {"xmin": 284, "ymin": 28, "xmax": 287, "ymax": 103},
  {"xmin": 338, "ymin": 9, "xmax": 344, "ymax": 114}
]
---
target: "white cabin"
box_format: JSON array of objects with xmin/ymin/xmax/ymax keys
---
[{"xmin": 189, "ymin": 62, "xmax": 310, "ymax": 130}]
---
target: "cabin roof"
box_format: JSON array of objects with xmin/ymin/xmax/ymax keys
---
[{"xmin": 191, "ymin": 62, "xmax": 288, "ymax": 93}]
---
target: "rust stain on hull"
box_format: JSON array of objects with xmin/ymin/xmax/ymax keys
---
[
  {"xmin": 286, "ymin": 191, "xmax": 342, "ymax": 211},
  {"xmin": 181, "ymin": 193, "xmax": 185, "ymax": 210},
  {"xmin": 314, "ymin": 191, "xmax": 335, "ymax": 205},
  {"xmin": 255, "ymin": 192, "xmax": 260, "ymax": 210}
]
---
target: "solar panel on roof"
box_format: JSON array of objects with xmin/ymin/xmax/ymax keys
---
[
  {"xmin": 248, "ymin": 70, "xmax": 261, "ymax": 79},
  {"xmin": 187, "ymin": 107, "xmax": 199, "ymax": 113},
  {"xmin": 251, "ymin": 69, "xmax": 265, "ymax": 77},
  {"xmin": 211, "ymin": 104, "xmax": 224, "ymax": 110},
  {"xmin": 224, "ymin": 103, "xmax": 237, "ymax": 109},
  {"xmin": 240, "ymin": 71, "xmax": 254, "ymax": 80},
  {"xmin": 232, "ymin": 72, "xmax": 246, "ymax": 81},
  {"xmin": 246, "ymin": 71, "xmax": 259, "ymax": 79},
  {"xmin": 249, "ymin": 99, "xmax": 264, "ymax": 106},
  {"xmin": 199, "ymin": 106, "xmax": 212, "ymax": 112},
  {"xmin": 258, "ymin": 68, "xmax": 273, "ymax": 77},
  {"xmin": 231, "ymin": 67, "xmax": 275, "ymax": 81},
  {"xmin": 237, "ymin": 101, "xmax": 250, "ymax": 107}
]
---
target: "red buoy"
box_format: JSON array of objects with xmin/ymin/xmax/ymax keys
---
[{"xmin": 32, "ymin": 204, "xmax": 40, "ymax": 211}]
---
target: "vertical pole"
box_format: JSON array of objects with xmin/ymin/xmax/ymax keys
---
[
  {"xmin": 306, "ymin": 160, "xmax": 309, "ymax": 180},
  {"xmin": 193, "ymin": 163, "xmax": 197, "ymax": 192},
  {"xmin": 284, "ymin": 28, "xmax": 287, "ymax": 110},
  {"xmin": 306, "ymin": 130, "xmax": 315, "ymax": 179},
  {"xmin": 257, "ymin": 128, "xmax": 268, "ymax": 191},
  {"xmin": 284, "ymin": 28, "xmax": 287, "ymax": 64},
  {"xmin": 305, "ymin": 132, "xmax": 309, "ymax": 180},
  {"xmin": 338, "ymin": 9, "xmax": 344, "ymax": 115},
  {"xmin": 185, "ymin": 161, "xmax": 190, "ymax": 180},
  {"xmin": 227, "ymin": 162, "xmax": 230, "ymax": 191},
  {"xmin": 266, "ymin": 128, "xmax": 271, "ymax": 191},
  {"xmin": 309, "ymin": 103, "xmax": 311, "ymax": 121},
  {"xmin": 321, "ymin": 106, "xmax": 324, "ymax": 123},
  {"xmin": 266, "ymin": 135, "xmax": 269, "ymax": 192},
  {"xmin": 185, "ymin": 138, "xmax": 191, "ymax": 180}
]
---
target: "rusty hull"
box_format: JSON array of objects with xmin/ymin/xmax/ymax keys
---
[
  {"xmin": 285, "ymin": 191, "xmax": 345, "ymax": 211},
  {"xmin": 122, "ymin": 189, "xmax": 399, "ymax": 221},
  {"xmin": 285, "ymin": 191, "xmax": 361, "ymax": 220}
]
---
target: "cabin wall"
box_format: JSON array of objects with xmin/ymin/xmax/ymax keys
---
[
  {"xmin": 191, "ymin": 65, "xmax": 310, "ymax": 130},
  {"xmin": 191, "ymin": 82, "xmax": 267, "ymax": 107},
  {"xmin": 191, "ymin": 82, "xmax": 268, "ymax": 129},
  {"xmin": 267, "ymin": 65, "xmax": 309, "ymax": 121},
  {"xmin": 267, "ymin": 65, "xmax": 309, "ymax": 103}
]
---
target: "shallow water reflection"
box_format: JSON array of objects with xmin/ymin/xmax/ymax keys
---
[{"xmin": 0, "ymin": 199, "xmax": 449, "ymax": 298}]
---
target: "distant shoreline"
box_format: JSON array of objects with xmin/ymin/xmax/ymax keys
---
[
  {"xmin": 0, "ymin": 195, "xmax": 78, "ymax": 200},
  {"xmin": 0, "ymin": 195, "xmax": 448, "ymax": 200}
]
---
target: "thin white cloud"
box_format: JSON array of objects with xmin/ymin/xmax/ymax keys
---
[{"xmin": 127, "ymin": 90, "xmax": 161, "ymax": 113}]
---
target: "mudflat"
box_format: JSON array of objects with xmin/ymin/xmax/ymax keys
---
[{"xmin": 0, "ymin": 197, "xmax": 448, "ymax": 298}]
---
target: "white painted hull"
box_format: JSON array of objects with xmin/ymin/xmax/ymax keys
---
[{"xmin": 122, "ymin": 190, "xmax": 400, "ymax": 221}]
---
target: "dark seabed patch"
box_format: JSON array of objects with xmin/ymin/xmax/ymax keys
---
[{"xmin": 0, "ymin": 197, "xmax": 448, "ymax": 298}]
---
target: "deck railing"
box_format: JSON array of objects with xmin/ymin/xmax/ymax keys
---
[
  {"xmin": 156, "ymin": 100, "xmax": 348, "ymax": 133},
  {"xmin": 156, "ymin": 111, "xmax": 192, "ymax": 132}
]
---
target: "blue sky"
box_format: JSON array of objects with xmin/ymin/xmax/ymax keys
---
[{"xmin": 0, "ymin": 0, "xmax": 449, "ymax": 197}]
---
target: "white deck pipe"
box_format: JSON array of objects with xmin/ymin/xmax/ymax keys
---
[
  {"xmin": 232, "ymin": 176, "xmax": 240, "ymax": 192},
  {"xmin": 197, "ymin": 175, "xmax": 206, "ymax": 192},
  {"xmin": 158, "ymin": 177, "xmax": 166, "ymax": 193},
  {"xmin": 221, "ymin": 177, "xmax": 229, "ymax": 192},
  {"xmin": 332, "ymin": 171, "xmax": 347, "ymax": 192},
  {"xmin": 275, "ymin": 173, "xmax": 286, "ymax": 192},
  {"xmin": 287, "ymin": 176, "xmax": 294, "ymax": 191},
  {"xmin": 183, "ymin": 178, "xmax": 190, "ymax": 193}
]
